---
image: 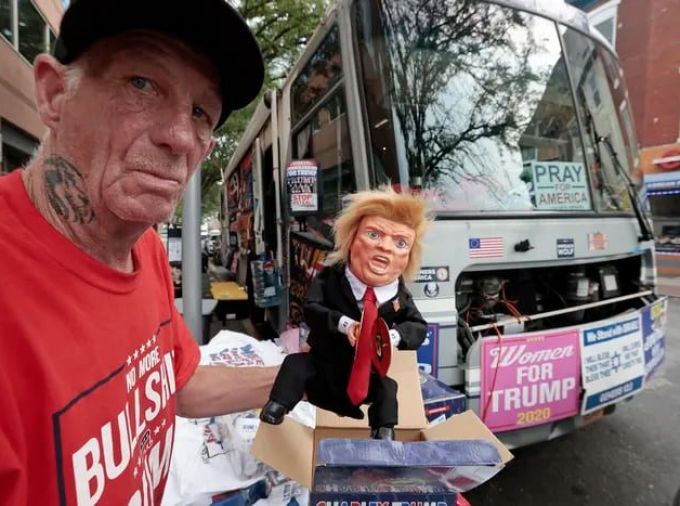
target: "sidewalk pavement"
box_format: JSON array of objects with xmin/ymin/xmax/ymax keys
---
[{"xmin": 656, "ymin": 275, "xmax": 680, "ymax": 298}]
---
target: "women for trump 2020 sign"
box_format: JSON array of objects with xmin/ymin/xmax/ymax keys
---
[{"xmin": 480, "ymin": 330, "xmax": 581, "ymax": 432}]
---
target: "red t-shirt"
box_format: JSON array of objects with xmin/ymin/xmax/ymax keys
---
[{"xmin": 0, "ymin": 170, "xmax": 200, "ymax": 505}]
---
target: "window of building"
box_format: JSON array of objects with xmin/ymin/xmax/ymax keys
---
[
  {"xmin": 0, "ymin": 0, "xmax": 12, "ymax": 43},
  {"xmin": 18, "ymin": 0, "xmax": 46, "ymax": 63},
  {"xmin": 1, "ymin": 143, "xmax": 31, "ymax": 174},
  {"xmin": 588, "ymin": 0, "xmax": 620, "ymax": 47},
  {"xmin": 594, "ymin": 19, "xmax": 614, "ymax": 45},
  {"xmin": 1, "ymin": 121, "xmax": 39, "ymax": 173}
]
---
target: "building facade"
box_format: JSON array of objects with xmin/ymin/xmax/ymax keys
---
[
  {"xmin": 568, "ymin": 0, "xmax": 680, "ymax": 273},
  {"xmin": 1, "ymin": 0, "xmax": 63, "ymax": 173}
]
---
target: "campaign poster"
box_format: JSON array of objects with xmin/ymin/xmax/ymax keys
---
[
  {"xmin": 167, "ymin": 237, "xmax": 182, "ymax": 263},
  {"xmin": 580, "ymin": 313, "xmax": 645, "ymax": 414},
  {"xmin": 288, "ymin": 234, "xmax": 330, "ymax": 324},
  {"xmin": 530, "ymin": 161, "xmax": 591, "ymax": 211},
  {"xmin": 287, "ymin": 160, "xmax": 319, "ymax": 214},
  {"xmin": 417, "ymin": 324, "xmax": 439, "ymax": 376},
  {"xmin": 480, "ymin": 329, "xmax": 581, "ymax": 432},
  {"xmin": 641, "ymin": 298, "xmax": 668, "ymax": 379}
]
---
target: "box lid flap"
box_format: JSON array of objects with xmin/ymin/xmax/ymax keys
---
[
  {"xmin": 421, "ymin": 410, "xmax": 513, "ymax": 464},
  {"xmin": 316, "ymin": 351, "xmax": 427, "ymax": 429},
  {"xmin": 252, "ymin": 417, "xmax": 314, "ymax": 488}
]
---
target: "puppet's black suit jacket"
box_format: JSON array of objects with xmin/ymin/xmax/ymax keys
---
[{"xmin": 304, "ymin": 263, "xmax": 427, "ymax": 373}]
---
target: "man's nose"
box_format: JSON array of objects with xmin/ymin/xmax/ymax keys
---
[{"xmin": 152, "ymin": 107, "xmax": 196, "ymax": 155}]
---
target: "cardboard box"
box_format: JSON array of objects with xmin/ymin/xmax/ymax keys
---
[
  {"xmin": 420, "ymin": 371, "xmax": 467, "ymax": 424},
  {"xmin": 311, "ymin": 462, "xmax": 460, "ymax": 505},
  {"xmin": 309, "ymin": 437, "xmax": 503, "ymax": 504},
  {"xmin": 252, "ymin": 351, "xmax": 512, "ymax": 494}
]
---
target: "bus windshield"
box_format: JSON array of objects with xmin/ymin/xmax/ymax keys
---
[{"xmin": 354, "ymin": 0, "xmax": 635, "ymax": 214}]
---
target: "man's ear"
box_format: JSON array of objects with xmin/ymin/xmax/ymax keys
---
[{"xmin": 33, "ymin": 55, "xmax": 68, "ymax": 130}]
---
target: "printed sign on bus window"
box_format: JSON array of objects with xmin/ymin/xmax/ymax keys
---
[
  {"xmin": 287, "ymin": 160, "xmax": 319, "ymax": 214},
  {"xmin": 530, "ymin": 161, "xmax": 591, "ymax": 211},
  {"xmin": 580, "ymin": 313, "xmax": 646, "ymax": 414},
  {"xmin": 480, "ymin": 329, "xmax": 581, "ymax": 432}
]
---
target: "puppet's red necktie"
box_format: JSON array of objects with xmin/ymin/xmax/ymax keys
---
[{"xmin": 347, "ymin": 287, "xmax": 377, "ymax": 405}]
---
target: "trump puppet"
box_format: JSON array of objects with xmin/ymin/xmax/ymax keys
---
[{"xmin": 260, "ymin": 187, "xmax": 430, "ymax": 440}]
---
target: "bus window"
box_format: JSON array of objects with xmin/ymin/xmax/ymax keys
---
[
  {"xmin": 354, "ymin": 0, "xmax": 593, "ymax": 213},
  {"xmin": 291, "ymin": 25, "xmax": 343, "ymax": 124},
  {"xmin": 293, "ymin": 89, "xmax": 356, "ymax": 240},
  {"xmin": 562, "ymin": 29, "xmax": 635, "ymax": 213}
]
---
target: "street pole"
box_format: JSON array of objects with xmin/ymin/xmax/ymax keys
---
[{"xmin": 182, "ymin": 166, "xmax": 202, "ymax": 343}]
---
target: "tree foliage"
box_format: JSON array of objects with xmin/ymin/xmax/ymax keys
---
[{"xmin": 191, "ymin": 0, "xmax": 329, "ymax": 222}]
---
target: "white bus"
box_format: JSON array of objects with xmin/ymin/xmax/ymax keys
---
[{"xmin": 219, "ymin": 0, "xmax": 667, "ymax": 446}]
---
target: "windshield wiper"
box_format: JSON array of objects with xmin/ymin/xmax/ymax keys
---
[
  {"xmin": 598, "ymin": 134, "xmax": 654, "ymax": 241},
  {"xmin": 579, "ymin": 98, "xmax": 654, "ymax": 242}
]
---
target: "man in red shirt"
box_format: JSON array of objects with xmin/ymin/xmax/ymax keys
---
[{"xmin": 0, "ymin": 0, "xmax": 278, "ymax": 503}]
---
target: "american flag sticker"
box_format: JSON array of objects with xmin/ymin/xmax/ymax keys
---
[{"xmin": 469, "ymin": 237, "xmax": 505, "ymax": 259}]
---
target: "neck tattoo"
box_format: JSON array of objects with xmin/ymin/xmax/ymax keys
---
[{"xmin": 43, "ymin": 156, "xmax": 95, "ymax": 224}]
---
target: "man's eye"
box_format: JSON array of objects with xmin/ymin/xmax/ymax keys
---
[
  {"xmin": 192, "ymin": 106, "xmax": 208, "ymax": 121},
  {"xmin": 130, "ymin": 76, "xmax": 152, "ymax": 91},
  {"xmin": 366, "ymin": 230, "xmax": 380, "ymax": 240},
  {"xmin": 395, "ymin": 239, "xmax": 410, "ymax": 249}
]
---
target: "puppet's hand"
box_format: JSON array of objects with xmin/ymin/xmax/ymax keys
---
[
  {"xmin": 389, "ymin": 329, "xmax": 401, "ymax": 348},
  {"xmin": 347, "ymin": 323, "xmax": 360, "ymax": 347}
]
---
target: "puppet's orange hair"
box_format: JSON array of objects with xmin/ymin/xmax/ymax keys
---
[{"xmin": 326, "ymin": 187, "xmax": 431, "ymax": 281}]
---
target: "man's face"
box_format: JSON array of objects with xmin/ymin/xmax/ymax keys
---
[
  {"xmin": 349, "ymin": 215, "xmax": 415, "ymax": 287},
  {"xmin": 54, "ymin": 32, "xmax": 220, "ymax": 226}
]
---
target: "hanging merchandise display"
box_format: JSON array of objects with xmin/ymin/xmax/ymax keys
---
[{"xmin": 251, "ymin": 252, "xmax": 283, "ymax": 308}]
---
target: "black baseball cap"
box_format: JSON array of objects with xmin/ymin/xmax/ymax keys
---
[{"xmin": 54, "ymin": 0, "xmax": 264, "ymax": 128}]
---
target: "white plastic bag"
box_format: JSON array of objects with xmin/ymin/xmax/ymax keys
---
[{"xmin": 163, "ymin": 331, "xmax": 308, "ymax": 506}]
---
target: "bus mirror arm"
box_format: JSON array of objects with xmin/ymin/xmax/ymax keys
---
[{"xmin": 514, "ymin": 239, "xmax": 534, "ymax": 252}]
